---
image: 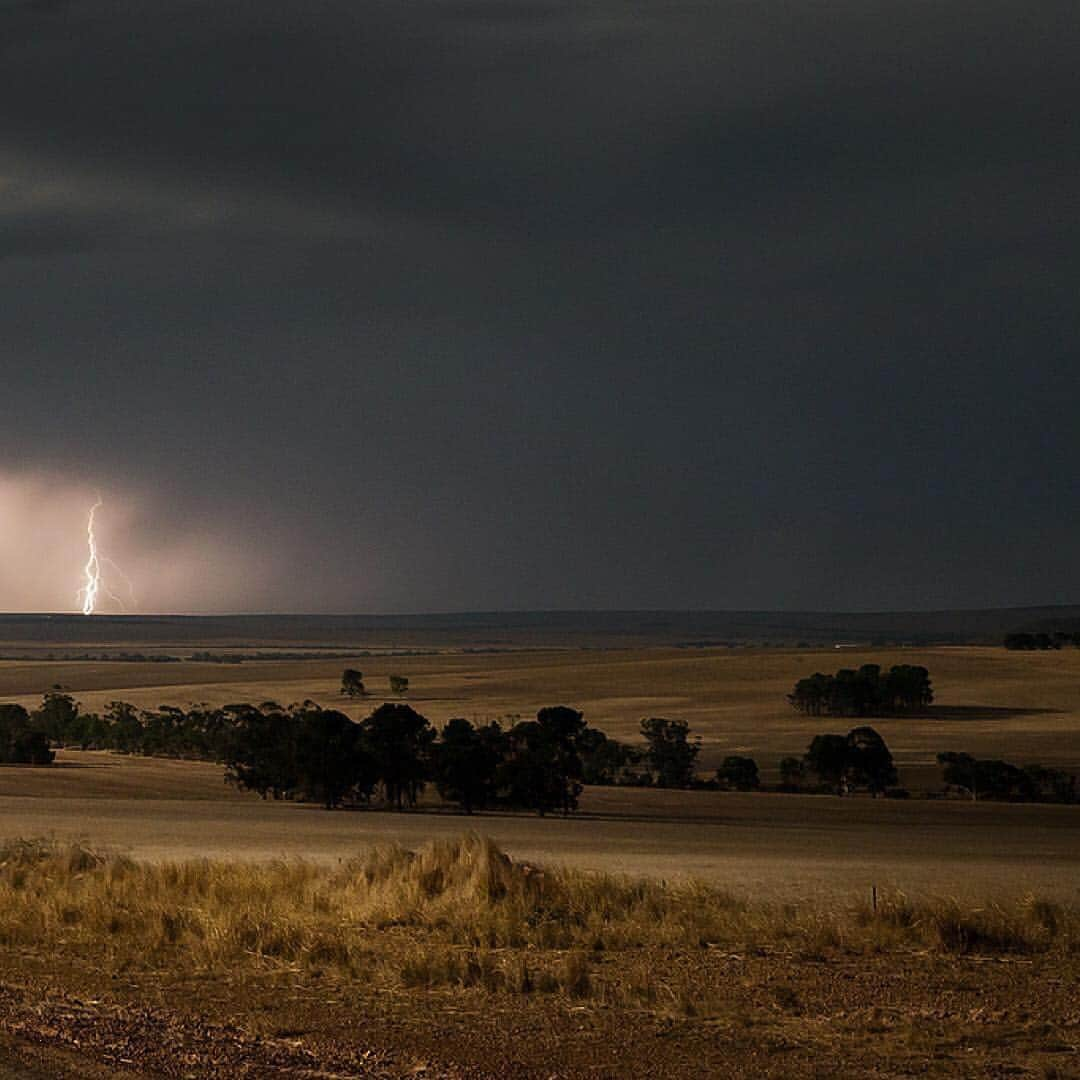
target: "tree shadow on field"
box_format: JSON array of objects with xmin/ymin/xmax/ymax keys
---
[
  {"xmin": 296, "ymin": 801, "xmax": 738, "ymax": 827},
  {"xmin": 910, "ymin": 705, "xmax": 1061, "ymax": 722},
  {"xmin": 48, "ymin": 758, "xmax": 122, "ymax": 770}
]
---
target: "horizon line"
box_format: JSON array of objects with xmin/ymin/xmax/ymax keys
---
[{"xmin": 2, "ymin": 602, "xmax": 1079, "ymax": 620}]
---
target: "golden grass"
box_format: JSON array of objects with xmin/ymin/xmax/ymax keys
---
[{"xmin": 1, "ymin": 834, "xmax": 1076, "ymax": 1012}]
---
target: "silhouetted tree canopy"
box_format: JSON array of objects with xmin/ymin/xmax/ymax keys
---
[
  {"xmin": 640, "ymin": 717, "xmax": 700, "ymax": 788},
  {"xmin": 804, "ymin": 726, "xmax": 896, "ymax": 795},
  {"xmin": 498, "ymin": 707, "xmax": 589, "ymax": 816},
  {"xmin": 0, "ymin": 703, "xmax": 54, "ymax": 765},
  {"xmin": 432, "ymin": 717, "xmax": 505, "ymax": 814},
  {"xmin": 295, "ymin": 705, "xmax": 376, "ymax": 808},
  {"xmin": 31, "ymin": 692, "xmax": 79, "ymax": 745},
  {"xmin": 359, "ymin": 702, "xmax": 435, "ymax": 809},
  {"xmin": 844, "ymin": 726, "xmax": 898, "ymax": 795},
  {"xmin": 937, "ymin": 751, "xmax": 1077, "ymax": 803},
  {"xmin": 340, "ymin": 668, "xmax": 366, "ymax": 697},
  {"xmin": 576, "ymin": 727, "xmax": 641, "ymax": 785},
  {"xmin": 804, "ymin": 733, "xmax": 849, "ymax": 793},
  {"xmin": 223, "ymin": 703, "xmax": 300, "ymax": 800},
  {"xmin": 716, "ymin": 755, "xmax": 759, "ymax": 791}
]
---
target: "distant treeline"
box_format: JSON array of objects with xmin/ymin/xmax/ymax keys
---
[
  {"xmin": 0, "ymin": 650, "xmax": 435, "ymax": 664},
  {"xmin": 788, "ymin": 664, "xmax": 933, "ymax": 716},
  {"xmin": 1003, "ymin": 632, "xmax": 1080, "ymax": 650},
  {"xmin": 938, "ymin": 752, "xmax": 1077, "ymax": 802},
  {"xmin": 190, "ymin": 649, "xmax": 438, "ymax": 663},
  {"xmin": 0, "ymin": 652, "xmax": 183, "ymax": 664},
  {"xmin": 2, "ymin": 686, "xmax": 1075, "ymax": 807}
]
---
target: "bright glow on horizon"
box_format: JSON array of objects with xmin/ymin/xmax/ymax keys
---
[{"xmin": 0, "ymin": 469, "xmax": 282, "ymax": 614}]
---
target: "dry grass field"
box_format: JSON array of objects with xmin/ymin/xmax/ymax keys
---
[
  {"xmin": 0, "ymin": 834, "xmax": 1078, "ymax": 1078},
  {"xmin": 2, "ymin": 643, "xmax": 1080, "ymax": 1075}
]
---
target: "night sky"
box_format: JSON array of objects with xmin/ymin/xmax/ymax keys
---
[{"xmin": 2, "ymin": 0, "xmax": 1078, "ymax": 614}]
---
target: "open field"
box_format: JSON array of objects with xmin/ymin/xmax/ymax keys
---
[
  {"xmin": 2, "ymin": 640, "xmax": 1080, "ymax": 1075},
  {"xmin": 3, "ymin": 643, "xmax": 1080, "ymax": 785},
  {"xmin": 3, "ymin": 751, "xmax": 1080, "ymax": 902},
  {"xmin": 3, "ymin": 643, "xmax": 1080, "ymax": 895}
]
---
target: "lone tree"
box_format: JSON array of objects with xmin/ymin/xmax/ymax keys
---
[
  {"xmin": 388, "ymin": 674, "xmax": 409, "ymax": 696},
  {"xmin": 340, "ymin": 669, "xmax": 366, "ymax": 698},
  {"xmin": 640, "ymin": 717, "xmax": 700, "ymax": 788}
]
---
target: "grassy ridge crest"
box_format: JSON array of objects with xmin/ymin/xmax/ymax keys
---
[{"xmin": 1, "ymin": 834, "xmax": 1076, "ymax": 1010}]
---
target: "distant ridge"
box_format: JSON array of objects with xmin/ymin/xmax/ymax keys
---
[{"xmin": 1, "ymin": 606, "xmax": 1079, "ymax": 651}]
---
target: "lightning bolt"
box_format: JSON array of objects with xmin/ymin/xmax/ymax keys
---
[{"xmin": 76, "ymin": 497, "xmax": 135, "ymax": 615}]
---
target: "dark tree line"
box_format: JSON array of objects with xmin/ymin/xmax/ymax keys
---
[
  {"xmin": 224, "ymin": 704, "xmax": 707, "ymax": 814},
  {"xmin": 3, "ymin": 691, "xmax": 714, "ymax": 814},
  {"xmin": 1003, "ymin": 632, "xmax": 1080, "ymax": 650},
  {"xmin": 788, "ymin": 664, "xmax": 932, "ymax": 716},
  {"xmin": 938, "ymin": 752, "xmax": 1077, "ymax": 803},
  {"xmin": 9, "ymin": 685, "xmax": 1075, "ymax": 808}
]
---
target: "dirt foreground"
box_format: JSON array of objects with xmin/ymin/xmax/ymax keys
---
[{"xmin": 1, "ymin": 902, "xmax": 1078, "ymax": 1078}]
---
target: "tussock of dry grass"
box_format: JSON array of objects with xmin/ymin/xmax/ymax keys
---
[{"xmin": 0, "ymin": 834, "xmax": 1076, "ymax": 1008}]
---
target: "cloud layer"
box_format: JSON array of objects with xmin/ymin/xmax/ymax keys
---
[{"xmin": 1, "ymin": 1, "xmax": 1078, "ymax": 611}]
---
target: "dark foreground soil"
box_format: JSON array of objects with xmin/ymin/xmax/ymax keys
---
[{"xmin": 2, "ymin": 947, "xmax": 1079, "ymax": 1078}]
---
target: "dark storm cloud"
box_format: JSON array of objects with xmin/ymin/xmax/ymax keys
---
[{"xmin": 1, "ymin": 0, "xmax": 1078, "ymax": 612}]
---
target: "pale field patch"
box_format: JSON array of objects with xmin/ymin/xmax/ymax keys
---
[{"xmin": 2, "ymin": 751, "xmax": 1080, "ymax": 902}]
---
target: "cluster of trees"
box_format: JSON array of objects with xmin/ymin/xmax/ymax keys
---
[
  {"xmin": 339, "ymin": 670, "xmax": 409, "ymax": 697},
  {"xmin": 226, "ymin": 705, "xmax": 710, "ymax": 813},
  {"xmin": 937, "ymin": 752, "xmax": 1077, "ymax": 803},
  {"xmin": 1, "ymin": 690, "xmax": 711, "ymax": 814},
  {"xmin": 788, "ymin": 664, "xmax": 932, "ymax": 716},
  {"xmin": 26, "ymin": 693, "xmax": 236, "ymax": 759},
  {"xmin": 1003, "ymin": 632, "xmax": 1080, "ymax": 650}
]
